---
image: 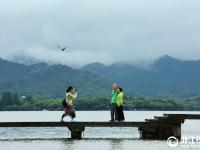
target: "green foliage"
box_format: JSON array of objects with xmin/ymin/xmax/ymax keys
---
[
  {"xmin": 13, "ymin": 93, "xmax": 20, "ymax": 105},
  {"xmin": 0, "ymin": 92, "xmax": 20, "ymax": 109},
  {"xmin": 1, "ymin": 91, "xmax": 200, "ymax": 111},
  {"xmin": 1, "ymin": 92, "xmax": 13, "ymax": 105}
]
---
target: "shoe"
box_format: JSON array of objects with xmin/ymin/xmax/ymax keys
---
[{"xmin": 70, "ymin": 117, "xmax": 76, "ymax": 122}]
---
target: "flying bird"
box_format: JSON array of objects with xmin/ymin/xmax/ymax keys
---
[{"xmin": 57, "ymin": 45, "xmax": 67, "ymax": 51}]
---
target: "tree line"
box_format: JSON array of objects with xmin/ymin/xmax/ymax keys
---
[{"xmin": 1, "ymin": 91, "xmax": 200, "ymax": 111}]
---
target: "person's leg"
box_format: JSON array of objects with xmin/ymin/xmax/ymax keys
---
[
  {"xmin": 72, "ymin": 112, "xmax": 76, "ymax": 118},
  {"xmin": 68, "ymin": 105, "xmax": 75, "ymax": 121},
  {"xmin": 61, "ymin": 113, "xmax": 65, "ymax": 118},
  {"xmin": 110, "ymin": 104, "xmax": 115, "ymax": 121},
  {"xmin": 115, "ymin": 106, "xmax": 120, "ymax": 121},
  {"xmin": 119, "ymin": 106, "xmax": 125, "ymax": 121},
  {"xmin": 118, "ymin": 106, "xmax": 125, "ymax": 121},
  {"xmin": 71, "ymin": 106, "xmax": 76, "ymax": 120},
  {"xmin": 61, "ymin": 104, "xmax": 69, "ymax": 122},
  {"xmin": 61, "ymin": 112, "xmax": 66, "ymax": 122},
  {"xmin": 70, "ymin": 112, "xmax": 76, "ymax": 122},
  {"xmin": 116, "ymin": 106, "xmax": 121, "ymax": 121},
  {"xmin": 61, "ymin": 106, "xmax": 70, "ymax": 122},
  {"xmin": 114, "ymin": 104, "xmax": 118, "ymax": 121}
]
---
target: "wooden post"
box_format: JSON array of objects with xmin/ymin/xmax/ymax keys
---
[{"xmin": 68, "ymin": 126, "xmax": 85, "ymax": 139}]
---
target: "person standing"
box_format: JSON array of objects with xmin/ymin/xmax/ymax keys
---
[
  {"xmin": 116, "ymin": 87, "xmax": 125, "ymax": 121},
  {"xmin": 61, "ymin": 86, "xmax": 77, "ymax": 122},
  {"xmin": 110, "ymin": 83, "xmax": 118, "ymax": 121}
]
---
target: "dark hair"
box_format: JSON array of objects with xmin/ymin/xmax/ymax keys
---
[
  {"xmin": 118, "ymin": 87, "xmax": 123, "ymax": 92},
  {"xmin": 66, "ymin": 86, "xmax": 73, "ymax": 93}
]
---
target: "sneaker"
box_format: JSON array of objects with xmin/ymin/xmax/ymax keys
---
[{"xmin": 70, "ymin": 118, "xmax": 76, "ymax": 122}]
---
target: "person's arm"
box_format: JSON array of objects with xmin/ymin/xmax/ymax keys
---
[
  {"xmin": 66, "ymin": 92, "xmax": 69, "ymax": 98},
  {"xmin": 117, "ymin": 94, "xmax": 120, "ymax": 106},
  {"xmin": 73, "ymin": 92, "xmax": 77, "ymax": 99},
  {"xmin": 68, "ymin": 92, "xmax": 77, "ymax": 99},
  {"xmin": 65, "ymin": 93, "xmax": 69, "ymax": 103}
]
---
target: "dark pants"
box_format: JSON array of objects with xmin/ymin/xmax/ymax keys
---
[
  {"xmin": 62, "ymin": 104, "xmax": 76, "ymax": 119},
  {"xmin": 111, "ymin": 103, "xmax": 118, "ymax": 121},
  {"xmin": 116, "ymin": 106, "xmax": 125, "ymax": 121}
]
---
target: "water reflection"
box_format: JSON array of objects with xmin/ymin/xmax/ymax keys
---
[{"xmin": 108, "ymin": 139, "xmax": 123, "ymax": 150}]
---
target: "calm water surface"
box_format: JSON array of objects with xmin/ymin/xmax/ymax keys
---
[{"xmin": 0, "ymin": 111, "xmax": 200, "ymax": 150}]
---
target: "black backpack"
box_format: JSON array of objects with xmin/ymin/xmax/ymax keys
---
[{"xmin": 62, "ymin": 98, "xmax": 67, "ymax": 107}]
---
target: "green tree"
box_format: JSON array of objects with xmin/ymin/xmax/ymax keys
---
[
  {"xmin": 1, "ymin": 92, "xmax": 13, "ymax": 106},
  {"xmin": 13, "ymin": 93, "xmax": 19, "ymax": 105},
  {"xmin": 24, "ymin": 95, "xmax": 33, "ymax": 102}
]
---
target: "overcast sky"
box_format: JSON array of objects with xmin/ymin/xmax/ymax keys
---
[{"xmin": 0, "ymin": 0, "xmax": 200, "ymax": 67}]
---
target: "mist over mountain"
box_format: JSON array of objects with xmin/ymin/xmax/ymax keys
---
[
  {"xmin": 83, "ymin": 55, "xmax": 200, "ymax": 98},
  {"xmin": 1, "ymin": 55, "xmax": 200, "ymax": 98},
  {"xmin": 9, "ymin": 54, "xmax": 42, "ymax": 65}
]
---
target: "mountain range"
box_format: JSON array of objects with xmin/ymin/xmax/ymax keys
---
[
  {"xmin": 0, "ymin": 58, "xmax": 110, "ymax": 98},
  {"xmin": 1, "ymin": 55, "xmax": 200, "ymax": 98},
  {"xmin": 83, "ymin": 55, "xmax": 200, "ymax": 98}
]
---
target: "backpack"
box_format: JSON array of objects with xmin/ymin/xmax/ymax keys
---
[{"xmin": 62, "ymin": 98, "xmax": 67, "ymax": 107}]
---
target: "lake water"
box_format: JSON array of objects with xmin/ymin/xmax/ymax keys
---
[{"xmin": 1, "ymin": 111, "xmax": 200, "ymax": 150}]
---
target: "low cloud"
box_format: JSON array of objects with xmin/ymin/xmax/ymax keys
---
[
  {"xmin": 5, "ymin": 47, "xmax": 115, "ymax": 68},
  {"xmin": 1, "ymin": 0, "xmax": 200, "ymax": 67}
]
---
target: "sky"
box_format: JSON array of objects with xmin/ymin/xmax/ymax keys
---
[{"xmin": 0, "ymin": 0, "xmax": 200, "ymax": 67}]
